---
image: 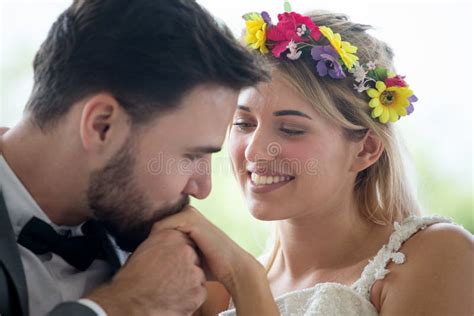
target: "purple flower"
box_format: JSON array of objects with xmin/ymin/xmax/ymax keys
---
[
  {"xmin": 261, "ymin": 11, "xmax": 273, "ymax": 26},
  {"xmin": 407, "ymin": 95, "xmax": 418, "ymax": 115},
  {"xmin": 311, "ymin": 45, "xmax": 346, "ymax": 79}
]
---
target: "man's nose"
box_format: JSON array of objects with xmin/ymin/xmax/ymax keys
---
[{"xmin": 182, "ymin": 169, "xmax": 212, "ymax": 200}]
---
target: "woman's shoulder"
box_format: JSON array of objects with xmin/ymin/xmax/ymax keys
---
[
  {"xmin": 398, "ymin": 218, "xmax": 472, "ymax": 267},
  {"xmin": 397, "ymin": 220, "xmax": 473, "ymax": 275},
  {"xmin": 382, "ymin": 215, "xmax": 472, "ymax": 259},
  {"xmin": 412, "ymin": 220, "xmax": 472, "ymax": 248},
  {"xmin": 372, "ymin": 217, "xmax": 474, "ymax": 314}
]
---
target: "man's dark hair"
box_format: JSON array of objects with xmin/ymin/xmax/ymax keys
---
[{"xmin": 26, "ymin": 0, "xmax": 268, "ymax": 129}]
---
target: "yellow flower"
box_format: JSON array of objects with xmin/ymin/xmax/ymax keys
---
[
  {"xmin": 245, "ymin": 16, "xmax": 268, "ymax": 54},
  {"xmin": 367, "ymin": 81, "xmax": 413, "ymax": 124},
  {"xmin": 319, "ymin": 26, "xmax": 358, "ymax": 69}
]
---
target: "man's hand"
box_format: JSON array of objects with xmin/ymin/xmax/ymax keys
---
[
  {"xmin": 151, "ymin": 206, "xmax": 264, "ymax": 292},
  {"xmin": 151, "ymin": 206, "xmax": 280, "ymax": 315},
  {"xmin": 86, "ymin": 229, "xmax": 207, "ymax": 316}
]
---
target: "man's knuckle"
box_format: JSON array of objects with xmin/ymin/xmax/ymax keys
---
[
  {"xmin": 182, "ymin": 244, "xmax": 197, "ymax": 260},
  {"xmin": 193, "ymin": 266, "xmax": 205, "ymax": 283}
]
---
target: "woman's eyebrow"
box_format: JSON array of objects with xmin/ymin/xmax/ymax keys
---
[
  {"xmin": 273, "ymin": 110, "xmax": 312, "ymax": 120},
  {"xmin": 237, "ymin": 105, "xmax": 251, "ymax": 112}
]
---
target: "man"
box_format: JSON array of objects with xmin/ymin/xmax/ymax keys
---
[{"xmin": 0, "ymin": 0, "xmax": 267, "ymax": 315}]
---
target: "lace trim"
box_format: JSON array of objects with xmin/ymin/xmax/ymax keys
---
[
  {"xmin": 220, "ymin": 282, "xmax": 378, "ymax": 316},
  {"xmin": 351, "ymin": 215, "xmax": 452, "ymax": 299}
]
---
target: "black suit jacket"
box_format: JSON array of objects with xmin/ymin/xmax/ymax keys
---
[{"xmin": 0, "ymin": 189, "xmax": 121, "ymax": 316}]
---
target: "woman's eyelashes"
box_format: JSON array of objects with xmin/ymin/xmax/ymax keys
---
[
  {"xmin": 279, "ymin": 127, "xmax": 306, "ymax": 136},
  {"xmin": 232, "ymin": 119, "xmax": 306, "ymax": 137},
  {"xmin": 232, "ymin": 121, "xmax": 256, "ymax": 130}
]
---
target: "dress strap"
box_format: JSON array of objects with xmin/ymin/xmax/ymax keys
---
[{"xmin": 351, "ymin": 215, "xmax": 452, "ymax": 300}]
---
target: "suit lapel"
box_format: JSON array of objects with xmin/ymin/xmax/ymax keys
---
[{"xmin": 0, "ymin": 190, "xmax": 29, "ymax": 316}]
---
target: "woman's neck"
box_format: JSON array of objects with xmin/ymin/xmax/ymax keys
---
[{"xmin": 272, "ymin": 198, "xmax": 391, "ymax": 283}]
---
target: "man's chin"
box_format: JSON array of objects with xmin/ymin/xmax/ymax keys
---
[
  {"xmin": 153, "ymin": 196, "xmax": 190, "ymax": 222},
  {"xmin": 102, "ymin": 196, "xmax": 190, "ymax": 253}
]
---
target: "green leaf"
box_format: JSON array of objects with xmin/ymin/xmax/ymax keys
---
[
  {"xmin": 284, "ymin": 0, "xmax": 292, "ymax": 12},
  {"xmin": 374, "ymin": 67, "xmax": 388, "ymax": 80},
  {"xmin": 242, "ymin": 12, "xmax": 261, "ymax": 21},
  {"xmin": 368, "ymin": 67, "xmax": 388, "ymax": 81}
]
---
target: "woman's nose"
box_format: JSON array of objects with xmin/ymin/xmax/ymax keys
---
[{"xmin": 244, "ymin": 130, "xmax": 281, "ymax": 163}]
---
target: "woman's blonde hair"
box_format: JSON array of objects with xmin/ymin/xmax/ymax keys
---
[{"xmin": 260, "ymin": 11, "xmax": 421, "ymax": 271}]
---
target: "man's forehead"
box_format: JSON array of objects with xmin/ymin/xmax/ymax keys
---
[
  {"xmin": 187, "ymin": 84, "xmax": 238, "ymax": 104},
  {"xmin": 140, "ymin": 94, "xmax": 232, "ymax": 146}
]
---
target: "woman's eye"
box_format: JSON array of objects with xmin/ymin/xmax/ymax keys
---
[
  {"xmin": 232, "ymin": 122, "xmax": 255, "ymax": 130},
  {"xmin": 280, "ymin": 128, "xmax": 305, "ymax": 136}
]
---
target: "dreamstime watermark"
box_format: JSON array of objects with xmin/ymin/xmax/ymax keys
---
[
  {"xmin": 146, "ymin": 142, "xmax": 319, "ymax": 177},
  {"xmin": 267, "ymin": 142, "xmax": 281, "ymax": 157}
]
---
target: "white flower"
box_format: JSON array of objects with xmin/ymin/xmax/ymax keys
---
[
  {"xmin": 366, "ymin": 61, "xmax": 377, "ymax": 70},
  {"xmin": 286, "ymin": 40, "xmax": 302, "ymax": 60},
  {"xmin": 287, "ymin": 51, "xmax": 302, "ymax": 60},
  {"xmin": 353, "ymin": 82, "xmax": 370, "ymax": 93},
  {"xmin": 352, "ymin": 63, "xmax": 368, "ymax": 83},
  {"xmin": 296, "ymin": 24, "xmax": 307, "ymax": 37}
]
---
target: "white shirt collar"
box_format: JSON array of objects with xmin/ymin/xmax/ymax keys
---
[{"xmin": 0, "ymin": 154, "xmax": 83, "ymax": 237}]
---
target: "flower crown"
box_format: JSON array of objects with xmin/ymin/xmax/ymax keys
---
[{"xmin": 242, "ymin": 2, "xmax": 417, "ymax": 124}]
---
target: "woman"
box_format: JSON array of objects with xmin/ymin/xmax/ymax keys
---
[{"xmin": 155, "ymin": 8, "xmax": 473, "ymax": 316}]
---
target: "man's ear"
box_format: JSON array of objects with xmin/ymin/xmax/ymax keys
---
[
  {"xmin": 350, "ymin": 130, "xmax": 384, "ymax": 172},
  {"xmin": 79, "ymin": 93, "xmax": 130, "ymax": 154}
]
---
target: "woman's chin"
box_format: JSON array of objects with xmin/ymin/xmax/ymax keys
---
[
  {"xmin": 248, "ymin": 204, "xmax": 289, "ymax": 221},
  {"xmin": 249, "ymin": 211, "xmax": 275, "ymax": 221}
]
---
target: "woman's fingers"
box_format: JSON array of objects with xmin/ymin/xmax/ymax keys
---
[{"xmin": 151, "ymin": 205, "xmax": 202, "ymax": 235}]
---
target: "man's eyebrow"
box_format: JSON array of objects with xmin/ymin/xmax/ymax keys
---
[
  {"xmin": 237, "ymin": 105, "xmax": 251, "ymax": 112},
  {"xmin": 186, "ymin": 146, "xmax": 222, "ymax": 154},
  {"xmin": 273, "ymin": 110, "xmax": 312, "ymax": 120}
]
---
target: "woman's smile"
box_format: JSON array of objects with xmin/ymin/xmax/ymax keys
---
[{"xmin": 247, "ymin": 171, "xmax": 295, "ymax": 194}]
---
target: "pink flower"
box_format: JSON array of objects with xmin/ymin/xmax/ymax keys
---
[
  {"xmin": 266, "ymin": 12, "xmax": 321, "ymax": 58},
  {"xmin": 385, "ymin": 75, "xmax": 408, "ymax": 87}
]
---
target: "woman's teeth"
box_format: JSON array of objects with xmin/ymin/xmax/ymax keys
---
[{"xmin": 250, "ymin": 173, "xmax": 292, "ymax": 185}]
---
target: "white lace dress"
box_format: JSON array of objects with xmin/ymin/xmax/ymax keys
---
[{"xmin": 219, "ymin": 216, "xmax": 452, "ymax": 316}]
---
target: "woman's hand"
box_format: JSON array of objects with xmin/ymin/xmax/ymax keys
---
[
  {"xmin": 152, "ymin": 206, "xmax": 280, "ymax": 315},
  {"xmin": 151, "ymin": 206, "xmax": 261, "ymax": 291}
]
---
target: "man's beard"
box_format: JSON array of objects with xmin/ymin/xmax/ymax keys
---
[{"xmin": 87, "ymin": 137, "xmax": 190, "ymax": 252}]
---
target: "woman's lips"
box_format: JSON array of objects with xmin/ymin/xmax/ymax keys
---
[{"xmin": 247, "ymin": 172, "xmax": 295, "ymax": 193}]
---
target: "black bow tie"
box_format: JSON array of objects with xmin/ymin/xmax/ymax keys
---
[{"xmin": 17, "ymin": 217, "xmax": 107, "ymax": 271}]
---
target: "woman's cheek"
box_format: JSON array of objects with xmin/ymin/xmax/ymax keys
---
[
  {"xmin": 228, "ymin": 133, "xmax": 247, "ymax": 179},
  {"xmin": 279, "ymin": 143, "xmax": 318, "ymax": 176}
]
